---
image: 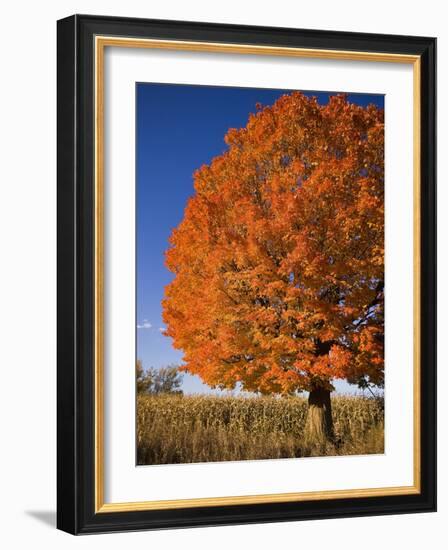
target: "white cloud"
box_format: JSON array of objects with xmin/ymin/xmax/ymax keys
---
[
  {"xmin": 158, "ymin": 327, "xmax": 165, "ymax": 332},
  {"xmin": 137, "ymin": 319, "xmax": 152, "ymax": 329}
]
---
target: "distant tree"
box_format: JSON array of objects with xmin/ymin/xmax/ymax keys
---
[
  {"xmin": 136, "ymin": 361, "xmax": 183, "ymax": 395},
  {"xmin": 152, "ymin": 365, "xmax": 184, "ymax": 394},
  {"xmin": 136, "ymin": 359, "xmax": 153, "ymax": 394},
  {"xmin": 162, "ymin": 93, "xmax": 384, "ymax": 444}
]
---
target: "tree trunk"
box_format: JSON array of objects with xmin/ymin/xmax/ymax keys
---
[{"xmin": 304, "ymin": 387, "xmax": 334, "ymax": 446}]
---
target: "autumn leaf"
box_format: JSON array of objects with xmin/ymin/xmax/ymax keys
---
[{"xmin": 162, "ymin": 92, "xmax": 384, "ymax": 395}]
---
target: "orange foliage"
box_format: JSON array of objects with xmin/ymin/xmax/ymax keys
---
[{"xmin": 162, "ymin": 93, "xmax": 384, "ymax": 394}]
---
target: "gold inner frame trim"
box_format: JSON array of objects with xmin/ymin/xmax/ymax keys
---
[{"xmin": 94, "ymin": 35, "xmax": 421, "ymax": 513}]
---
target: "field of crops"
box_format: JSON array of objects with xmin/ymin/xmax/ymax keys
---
[{"xmin": 137, "ymin": 393, "xmax": 384, "ymax": 465}]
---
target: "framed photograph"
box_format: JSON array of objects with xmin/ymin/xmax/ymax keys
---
[{"xmin": 57, "ymin": 14, "xmax": 436, "ymax": 534}]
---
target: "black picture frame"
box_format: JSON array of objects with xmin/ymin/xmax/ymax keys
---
[{"xmin": 57, "ymin": 14, "xmax": 436, "ymax": 535}]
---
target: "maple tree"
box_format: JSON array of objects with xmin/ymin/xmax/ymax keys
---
[{"xmin": 162, "ymin": 93, "xmax": 384, "ymax": 442}]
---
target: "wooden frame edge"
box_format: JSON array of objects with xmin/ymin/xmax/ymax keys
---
[{"xmin": 93, "ymin": 35, "xmax": 423, "ymax": 514}]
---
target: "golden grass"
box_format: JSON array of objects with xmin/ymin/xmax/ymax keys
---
[{"xmin": 137, "ymin": 393, "xmax": 384, "ymax": 465}]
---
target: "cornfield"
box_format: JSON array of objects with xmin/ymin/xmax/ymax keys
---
[{"xmin": 137, "ymin": 393, "xmax": 384, "ymax": 465}]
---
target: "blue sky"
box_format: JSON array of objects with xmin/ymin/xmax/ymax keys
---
[{"xmin": 136, "ymin": 83, "xmax": 384, "ymax": 395}]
